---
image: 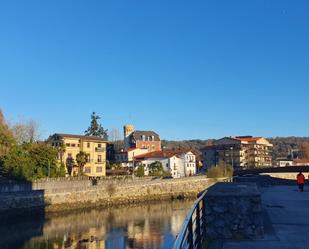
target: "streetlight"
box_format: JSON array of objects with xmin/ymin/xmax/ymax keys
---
[{"xmin": 230, "ymin": 147, "xmax": 234, "ymax": 168}]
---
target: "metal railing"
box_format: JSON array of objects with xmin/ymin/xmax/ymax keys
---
[
  {"xmin": 173, "ymin": 190, "xmax": 207, "ymax": 249},
  {"xmin": 173, "ymin": 177, "xmax": 233, "ymax": 249}
]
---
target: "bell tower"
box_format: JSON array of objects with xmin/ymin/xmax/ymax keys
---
[{"xmin": 124, "ymin": 124, "xmax": 134, "ymax": 150}]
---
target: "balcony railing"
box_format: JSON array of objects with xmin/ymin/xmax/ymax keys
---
[{"xmin": 95, "ymin": 147, "xmax": 105, "ymax": 152}]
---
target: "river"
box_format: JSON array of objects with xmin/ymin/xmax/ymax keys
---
[{"xmin": 1, "ymin": 200, "xmax": 193, "ymax": 249}]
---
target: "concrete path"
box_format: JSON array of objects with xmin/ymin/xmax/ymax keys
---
[{"xmin": 211, "ymin": 186, "xmax": 309, "ymax": 249}]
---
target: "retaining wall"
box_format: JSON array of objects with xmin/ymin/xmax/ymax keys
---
[{"xmin": 0, "ymin": 176, "xmax": 216, "ymax": 212}]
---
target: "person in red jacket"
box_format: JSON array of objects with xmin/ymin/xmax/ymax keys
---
[{"xmin": 297, "ymin": 172, "xmax": 305, "ymax": 192}]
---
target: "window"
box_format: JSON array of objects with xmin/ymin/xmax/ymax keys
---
[
  {"xmin": 66, "ymin": 143, "xmax": 70, "ymax": 147},
  {"xmin": 98, "ymin": 143, "xmax": 101, "ymax": 148},
  {"xmin": 71, "ymin": 143, "xmax": 76, "ymax": 147},
  {"xmin": 87, "ymin": 142, "xmax": 90, "ymax": 148},
  {"xmin": 87, "ymin": 154, "xmax": 90, "ymax": 162},
  {"xmin": 98, "ymin": 155, "xmax": 102, "ymax": 162},
  {"xmin": 84, "ymin": 167, "xmax": 91, "ymax": 173},
  {"xmin": 96, "ymin": 167, "xmax": 102, "ymax": 173}
]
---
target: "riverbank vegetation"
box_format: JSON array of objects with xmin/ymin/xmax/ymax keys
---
[
  {"xmin": 0, "ymin": 110, "xmax": 65, "ymax": 181},
  {"xmin": 206, "ymin": 162, "xmax": 233, "ymax": 178}
]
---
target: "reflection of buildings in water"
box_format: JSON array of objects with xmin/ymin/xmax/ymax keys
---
[
  {"xmin": 170, "ymin": 212, "xmax": 187, "ymax": 236},
  {"xmin": 126, "ymin": 219, "xmax": 163, "ymax": 249},
  {"xmin": 12, "ymin": 200, "xmax": 193, "ymax": 249},
  {"xmin": 25, "ymin": 224, "xmax": 108, "ymax": 249}
]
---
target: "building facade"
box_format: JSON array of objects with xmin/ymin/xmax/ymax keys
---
[
  {"xmin": 134, "ymin": 150, "xmax": 196, "ymax": 178},
  {"xmin": 48, "ymin": 133, "xmax": 107, "ymax": 177},
  {"xmin": 202, "ymin": 136, "xmax": 273, "ymax": 169},
  {"xmin": 293, "ymin": 159, "xmax": 309, "ymax": 166},
  {"xmin": 123, "ymin": 124, "xmax": 161, "ymax": 152},
  {"xmin": 114, "ymin": 148, "xmax": 149, "ymax": 167}
]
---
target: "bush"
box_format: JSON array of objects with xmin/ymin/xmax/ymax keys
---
[
  {"xmin": 135, "ymin": 166, "xmax": 145, "ymax": 177},
  {"xmin": 206, "ymin": 162, "xmax": 233, "ymax": 178}
]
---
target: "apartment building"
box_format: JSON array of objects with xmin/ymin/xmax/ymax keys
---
[
  {"xmin": 48, "ymin": 133, "xmax": 107, "ymax": 177},
  {"xmin": 134, "ymin": 149, "xmax": 196, "ymax": 178},
  {"xmin": 123, "ymin": 124, "xmax": 161, "ymax": 152},
  {"xmin": 202, "ymin": 136, "xmax": 273, "ymax": 169}
]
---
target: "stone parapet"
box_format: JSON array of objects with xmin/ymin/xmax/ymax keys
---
[{"xmin": 204, "ymin": 182, "xmax": 263, "ymax": 240}]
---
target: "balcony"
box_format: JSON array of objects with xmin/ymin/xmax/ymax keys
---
[{"xmin": 95, "ymin": 147, "xmax": 105, "ymax": 152}]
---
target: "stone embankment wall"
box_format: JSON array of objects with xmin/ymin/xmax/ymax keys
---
[
  {"xmin": 261, "ymin": 172, "xmax": 307, "ymax": 180},
  {"xmin": 205, "ymin": 183, "xmax": 264, "ymax": 240},
  {"xmin": 0, "ymin": 176, "xmax": 216, "ymax": 213}
]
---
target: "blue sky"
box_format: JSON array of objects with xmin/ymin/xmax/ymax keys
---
[{"xmin": 0, "ymin": 0, "xmax": 308, "ymax": 140}]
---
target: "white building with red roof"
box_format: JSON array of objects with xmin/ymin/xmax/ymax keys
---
[{"xmin": 134, "ymin": 150, "xmax": 196, "ymax": 178}]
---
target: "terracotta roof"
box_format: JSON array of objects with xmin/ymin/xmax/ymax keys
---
[
  {"xmin": 52, "ymin": 133, "xmax": 107, "ymax": 142},
  {"xmin": 294, "ymin": 159, "xmax": 309, "ymax": 164},
  {"xmin": 134, "ymin": 149, "xmax": 194, "ymax": 159},
  {"xmin": 232, "ymin": 136, "xmax": 262, "ymax": 142},
  {"xmin": 127, "ymin": 148, "xmax": 139, "ymax": 152}
]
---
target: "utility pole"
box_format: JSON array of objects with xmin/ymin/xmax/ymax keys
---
[{"xmin": 132, "ymin": 152, "xmax": 135, "ymax": 180}]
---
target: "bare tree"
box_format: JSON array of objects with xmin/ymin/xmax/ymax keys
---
[
  {"xmin": 11, "ymin": 119, "xmax": 40, "ymax": 144},
  {"xmin": 109, "ymin": 128, "xmax": 121, "ymax": 142},
  {"xmin": 109, "ymin": 128, "xmax": 124, "ymax": 151}
]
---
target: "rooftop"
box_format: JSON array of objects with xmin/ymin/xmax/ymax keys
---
[
  {"xmin": 51, "ymin": 133, "xmax": 107, "ymax": 142},
  {"xmin": 134, "ymin": 149, "xmax": 194, "ymax": 159}
]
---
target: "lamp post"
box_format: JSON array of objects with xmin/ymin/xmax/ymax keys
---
[{"xmin": 230, "ymin": 147, "xmax": 234, "ymax": 168}]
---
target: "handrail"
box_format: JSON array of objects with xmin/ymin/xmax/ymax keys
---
[
  {"xmin": 172, "ymin": 190, "xmax": 207, "ymax": 249},
  {"xmin": 173, "ymin": 177, "xmax": 233, "ymax": 249}
]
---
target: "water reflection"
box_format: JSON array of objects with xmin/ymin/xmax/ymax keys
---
[{"xmin": 1, "ymin": 200, "xmax": 193, "ymax": 249}]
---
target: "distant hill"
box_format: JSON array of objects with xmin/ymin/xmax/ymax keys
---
[
  {"xmin": 162, "ymin": 137, "xmax": 309, "ymax": 160},
  {"xmin": 161, "ymin": 139, "xmax": 214, "ymax": 156}
]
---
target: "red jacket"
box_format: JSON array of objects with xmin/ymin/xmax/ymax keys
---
[{"xmin": 297, "ymin": 174, "xmax": 305, "ymax": 184}]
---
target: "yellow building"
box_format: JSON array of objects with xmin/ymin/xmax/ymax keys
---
[{"xmin": 48, "ymin": 133, "xmax": 107, "ymax": 177}]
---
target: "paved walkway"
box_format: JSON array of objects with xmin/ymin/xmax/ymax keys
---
[{"xmin": 211, "ymin": 186, "xmax": 309, "ymax": 249}]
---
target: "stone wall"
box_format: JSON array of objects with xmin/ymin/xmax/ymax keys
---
[
  {"xmin": 205, "ymin": 183, "xmax": 263, "ymax": 240},
  {"xmin": 0, "ymin": 176, "xmax": 216, "ymax": 213},
  {"xmin": 261, "ymin": 172, "xmax": 307, "ymax": 180}
]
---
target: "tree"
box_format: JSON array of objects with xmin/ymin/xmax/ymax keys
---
[
  {"xmin": 2, "ymin": 143, "xmax": 59, "ymax": 181},
  {"xmin": 148, "ymin": 161, "xmax": 170, "ymax": 177},
  {"xmin": 11, "ymin": 120, "xmax": 40, "ymax": 144},
  {"xmin": 109, "ymin": 128, "xmax": 120, "ymax": 142},
  {"xmin": 0, "ymin": 110, "xmax": 15, "ymax": 158},
  {"xmin": 76, "ymin": 151, "xmax": 88, "ymax": 176},
  {"xmin": 57, "ymin": 143, "xmax": 66, "ymax": 166},
  {"xmin": 109, "ymin": 127, "xmax": 123, "ymax": 151},
  {"xmin": 84, "ymin": 112, "xmax": 108, "ymax": 140}
]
